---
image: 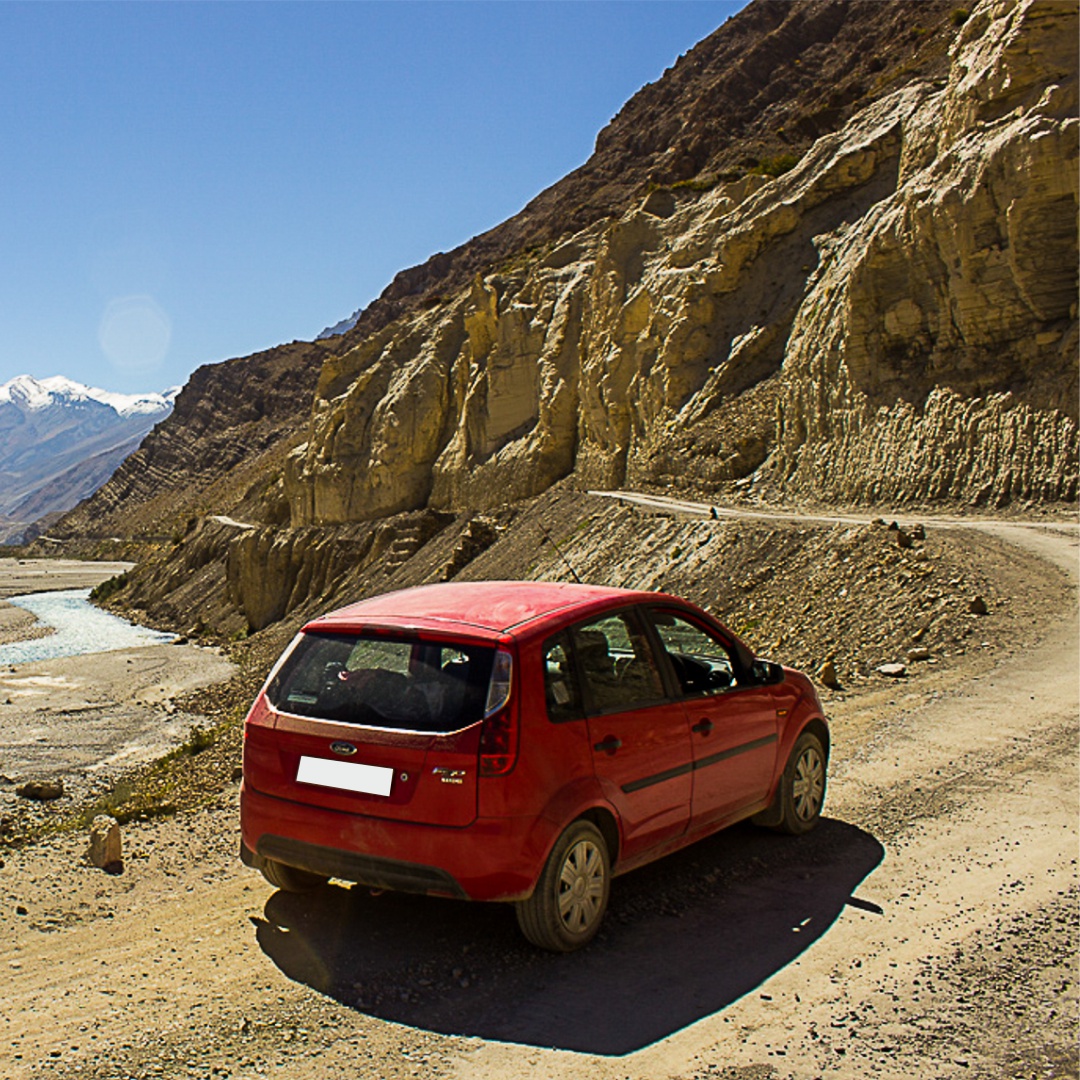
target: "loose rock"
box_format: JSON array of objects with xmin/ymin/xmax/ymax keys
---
[
  {"xmin": 876, "ymin": 662, "xmax": 907, "ymax": 678},
  {"xmin": 16, "ymin": 779, "xmax": 64, "ymax": 802},
  {"xmin": 818, "ymin": 660, "xmax": 841, "ymax": 689},
  {"xmin": 87, "ymin": 815, "xmax": 123, "ymax": 873}
]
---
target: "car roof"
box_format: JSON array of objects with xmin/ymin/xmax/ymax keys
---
[{"xmin": 305, "ymin": 580, "xmax": 680, "ymax": 640}]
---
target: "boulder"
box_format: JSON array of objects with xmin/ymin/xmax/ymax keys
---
[{"xmin": 817, "ymin": 660, "xmax": 841, "ymax": 689}]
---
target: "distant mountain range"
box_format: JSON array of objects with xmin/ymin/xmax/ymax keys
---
[
  {"xmin": 0, "ymin": 375, "xmax": 178, "ymax": 545},
  {"xmin": 317, "ymin": 311, "xmax": 359, "ymax": 340}
]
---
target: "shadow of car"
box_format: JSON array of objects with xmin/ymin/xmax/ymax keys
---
[{"xmin": 252, "ymin": 816, "xmax": 884, "ymax": 1055}]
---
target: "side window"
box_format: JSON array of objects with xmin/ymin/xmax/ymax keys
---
[
  {"xmin": 650, "ymin": 610, "xmax": 737, "ymax": 697},
  {"xmin": 571, "ymin": 610, "xmax": 665, "ymax": 715},
  {"xmin": 543, "ymin": 632, "xmax": 583, "ymax": 723}
]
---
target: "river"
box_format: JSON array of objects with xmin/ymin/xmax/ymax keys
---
[{"xmin": 0, "ymin": 588, "xmax": 176, "ymax": 665}]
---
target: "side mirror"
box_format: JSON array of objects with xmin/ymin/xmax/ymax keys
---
[{"xmin": 750, "ymin": 658, "xmax": 785, "ymax": 685}]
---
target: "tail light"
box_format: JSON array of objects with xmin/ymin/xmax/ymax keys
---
[{"xmin": 479, "ymin": 650, "xmax": 517, "ymax": 776}]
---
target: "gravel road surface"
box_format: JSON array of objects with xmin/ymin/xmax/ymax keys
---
[{"xmin": 0, "ymin": 519, "xmax": 1075, "ymax": 1080}]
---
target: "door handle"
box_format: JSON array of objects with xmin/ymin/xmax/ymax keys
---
[
  {"xmin": 691, "ymin": 718, "xmax": 714, "ymax": 736},
  {"xmin": 593, "ymin": 736, "xmax": 622, "ymax": 754}
]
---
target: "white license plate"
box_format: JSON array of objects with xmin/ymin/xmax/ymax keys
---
[{"xmin": 296, "ymin": 756, "xmax": 393, "ymax": 796}]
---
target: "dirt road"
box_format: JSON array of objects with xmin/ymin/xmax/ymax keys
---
[{"xmin": 1, "ymin": 511, "xmax": 1076, "ymax": 1080}]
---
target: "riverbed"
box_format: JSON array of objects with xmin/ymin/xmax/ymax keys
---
[
  {"xmin": 0, "ymin": 557, "xmax": 235, "ymax": 806},
  {"xmin": 0, "ymin": 556, "xmax": 137, "ymax": 648}
]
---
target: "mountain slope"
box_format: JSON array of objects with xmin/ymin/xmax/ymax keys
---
[
  {"xmin": 56, "ymin": 0, "xmax": 966, "ymax": 548},
  {"xmin": 0, "ymin": 376, "xmax": 177, "ymax": 544},
  {"xmin": 284, "ymin": 0, "xmax": 1075, "ymax": 524},
  {"xmin": 52, "ymin": 340, "xmax": 333, "ymax": 542},
  {"xmin": 323, "ymin": 0, "xmax": 961, "ymax": 345}
]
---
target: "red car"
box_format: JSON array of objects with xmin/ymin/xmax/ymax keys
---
[{"xmin": 240, "ymin": 581, "xmax": 828, "ymax": 951}]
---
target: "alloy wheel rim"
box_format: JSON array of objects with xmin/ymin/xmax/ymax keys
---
[
  {"xmin": 793, "ymin": 747, "xmax": 824, "ymax": 821},
  {"xmin": 557, "ymin": 839, "xmax": 605, "ymax": 933}
]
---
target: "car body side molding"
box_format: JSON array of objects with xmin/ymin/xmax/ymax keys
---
[{"xmin": 621, "ymin": 733, "xmax": 778, "ymax": 794}]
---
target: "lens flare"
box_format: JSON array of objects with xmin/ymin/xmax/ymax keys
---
[{"xmin": 98, "ymin": 295, "xmax": 171, "ymax": 371}]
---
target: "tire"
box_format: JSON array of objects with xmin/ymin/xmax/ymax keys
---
[
  {"xmin": 516, "ymin": 820, "xmax": 611, "ymax": 952},
  {"xmin": 775, "ymin": 731, "xmax": 827, "ymax": 835},
  {"xmin": 259, "ymin": 857, "xmax": 329, "ymax": 893}
]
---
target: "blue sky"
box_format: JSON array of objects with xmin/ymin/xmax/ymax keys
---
[{"xmin": 0, "ymin": 1, "xmax": 743, "ymax": 395}]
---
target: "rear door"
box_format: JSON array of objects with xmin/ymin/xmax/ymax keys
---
[
  {"xmin": 569, "ymin": 609, "xmax": 692, "ymax": 860},
  {"xmin": 250, "ymin": 632, "xmax": 495, "ymax": 827},
  {"xmin": 646, "ymin": 608, "xmax": 780, "ymax": 826}
]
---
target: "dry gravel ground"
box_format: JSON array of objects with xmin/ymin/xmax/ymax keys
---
[
  {"xmin": 0, "ymin": 645, "xmax": 236, "ymax": 820},
  {"xmin": 0, "ymin": 509, "xmax": 1076, "ymax": 1080}
]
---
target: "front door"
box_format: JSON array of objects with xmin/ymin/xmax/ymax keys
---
[
  {"xmin": 646, "ymin": 608, "xmax": 780, "ymax": 826},
  {"xmin": 570, "ymin": 609, "xmax": 692, "ymax": 860}
]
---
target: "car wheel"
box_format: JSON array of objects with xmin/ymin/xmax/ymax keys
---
[
  {"xmin": 777, "ymin": 731, "xmax": 826, "ymax": 835},
  {"xmin": 259, "ymin": 857, "xmax": 329, "ymax": 893},
  {"xmin": 516, "ymin": 820, "xmax": 610, "ymax": 952}
]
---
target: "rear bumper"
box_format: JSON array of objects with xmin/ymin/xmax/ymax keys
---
[
  {"xmin": 241, "ymin": 834, "xmax": 468, "ymax": 898},
  {"xmin": 240, "ymin": 780, "xmax": 550, "ymax": 902}
]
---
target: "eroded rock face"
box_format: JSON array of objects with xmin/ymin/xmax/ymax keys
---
[
  {"xmin": 225, "ymin": 510, "xmax": 451, "ymax": 631},
  {"xmin": 284, "ymin": 0, "xmax": 1075, "ymax": 524},
  {"xmin": 768, "ymin": 0, "xmax": 1079, "ymax": 505}
]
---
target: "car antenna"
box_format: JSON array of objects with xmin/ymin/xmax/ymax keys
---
[{"xmin": 539, "ymin": 525, "xmax": 583, "ymax": 584}]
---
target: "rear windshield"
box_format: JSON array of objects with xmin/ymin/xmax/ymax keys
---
[{"xmin": 267, "ymin": 632, "xmax": 496, "ymax": 734}]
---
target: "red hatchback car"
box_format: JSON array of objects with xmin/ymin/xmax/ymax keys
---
[{"xmin": 240, "ymin": 581, "xmax": 828, "ymax": 951}]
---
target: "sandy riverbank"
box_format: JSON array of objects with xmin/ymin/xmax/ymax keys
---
[
  {"xmin": 0, "ymin": 556, "xmax": 236, "ymax": 813},
  {"xmin": 0, "ymin": 605, "xmax": 52, "ymax": 647},
  {"xmin": 0, "ymin": 557, "xmax": 133, "ymax": 600}
]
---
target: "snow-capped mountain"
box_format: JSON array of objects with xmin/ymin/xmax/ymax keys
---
[
  {"xmin": 0, "ymin": 374, "xmax": 178, "ymax": 417},
  {"xmin": 0, "ymin": 375, "xmax": 179, "ymax": 544}
]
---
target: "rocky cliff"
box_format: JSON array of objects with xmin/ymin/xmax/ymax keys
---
[
  {"xmin": 323, "ymin": 0, "xmax": 961, "ymax": 345},
  {"xmin": 769, "ymin": 0, "xmax": 1078, "ymax": 506},
  {"xmin": 286, "ymin": 0, "xmax": 1076, "ymax": 526},
  {"xmin": 57, "ymin": 0, "xmax": 968, "ymax": 550}
]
